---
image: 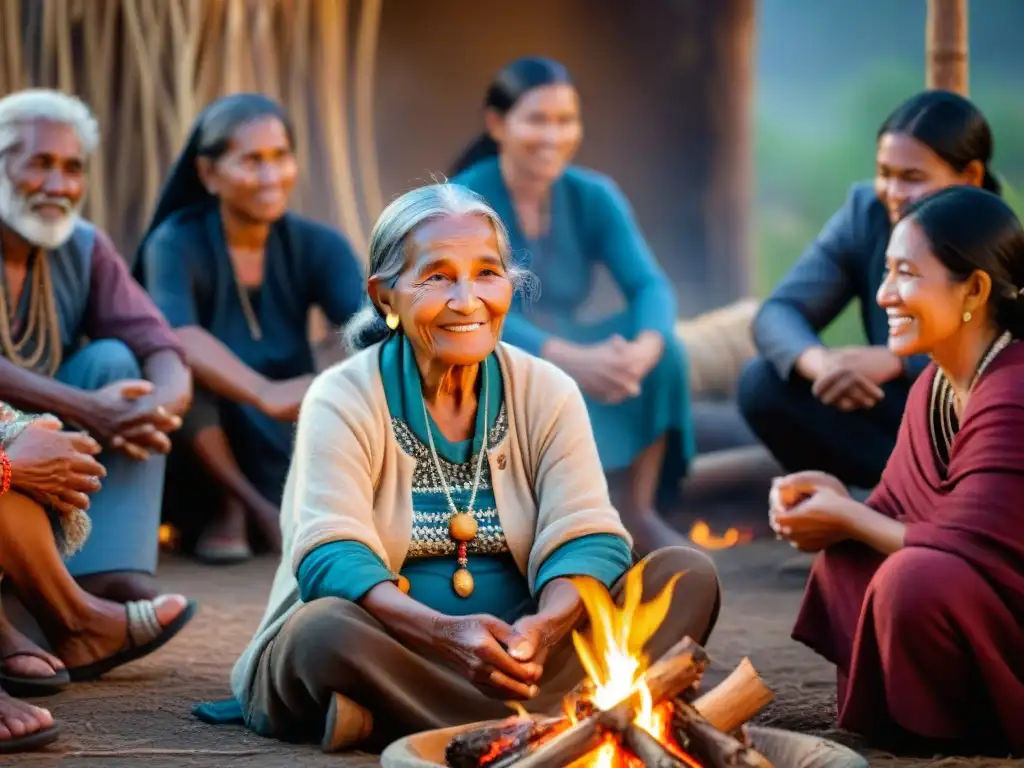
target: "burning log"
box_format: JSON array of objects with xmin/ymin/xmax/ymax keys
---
[
  {"xmin": 672, "ymin": 698, "xmax": 773, "ymax": 768},
  {"xmin": 503, "ymin": 636, "xmax": 709, "ymax": 767},
  {"xmin": 692, "ymin": 657, "xmax": 774, "ymax": 734},
  {"xmin": 623, "ymin": 723, "xmax": 688, "ymax": 767},
  {"xmin": 444, "ymin": 717, "xmax": 567, "ymax": 768}
]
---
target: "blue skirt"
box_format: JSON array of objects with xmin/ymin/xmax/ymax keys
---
[{"xmin": 559, "ymin": 312, "xmax": 694, "ymax": 502}]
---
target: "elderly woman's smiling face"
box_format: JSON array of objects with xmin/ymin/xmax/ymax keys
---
[{"xmin": 377, "ymin": 213, "xmax": 514, "ymax": 366}]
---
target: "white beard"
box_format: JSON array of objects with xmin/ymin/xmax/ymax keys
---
[{"xmin": 0, "ymin": 170, "xmax": 83, "ymax": 250}]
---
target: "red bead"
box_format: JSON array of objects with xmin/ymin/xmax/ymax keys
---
[
  {"xmin": 458, "ymin": 542, "xmax": 467, "ymax": 557},
  {"xmin": 0, "ymin": 449, "xmax": 10, "ymax": 497}
]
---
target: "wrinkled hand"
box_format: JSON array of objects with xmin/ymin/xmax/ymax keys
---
[
  {"xmin": 771, "ymin": 486, "xmax": 856, "ymax": 553},
  {"xmin": 429, "ymin": 614, "xmax": 543, "ymax": 700},
  {"xmin": 811, "ymin": 346, "xmax": 902, "ymax": 411},
  {"xmin": 564, "ymin": 336, "xmax": 643, "ymax": 405},
  {"xmin": 506, "ymin": 608, "xmax": 579, "ymax": 670},
  {"xmin": 257, "ymin": 375, "xmax": 315, "ymax": 421},
  {"xmin": 76, "ymin": 380, "xmax": 181, "ymax": 460},
  {"xmin": 6, "ymin": 418, "xmax": 106, "ymax": 517}
]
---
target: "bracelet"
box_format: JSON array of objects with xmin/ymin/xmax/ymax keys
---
[{"xmin": 0, "ymin": 448, "xmax": 11, "ymax": 497}]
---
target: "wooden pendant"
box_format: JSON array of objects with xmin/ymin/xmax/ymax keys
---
[
  {"xmin": 449, "ymin": 513, "xmax": 478, "ymax": 542},
  {"xmin": 452, "ymin": 568, "xmax": 475, "ymax": 597}
]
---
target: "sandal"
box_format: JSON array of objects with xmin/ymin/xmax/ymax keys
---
[
  {"xmin": 66, "ymin": 598, "xmax": 198, "ymax": 683},
  {"xmin": 0, "ymin": 651, "xmax": 70, "ymax": 698},
  {"xmin": 0, "ymin": 721, "xmax": 61, "ymax": 754}
]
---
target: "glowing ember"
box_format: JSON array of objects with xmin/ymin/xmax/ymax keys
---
[{"xmin": 687, "ymin": 520, "xmax": 753, "ymax": 550}]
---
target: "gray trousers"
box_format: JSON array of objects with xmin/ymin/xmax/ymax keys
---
[
  {"xmin": 247, "ymin": 546, "xmax": 722, "ymax": 748},
  {"xmin": 56, "ymin": 340, "xmax": 165, "ymax": 576}
]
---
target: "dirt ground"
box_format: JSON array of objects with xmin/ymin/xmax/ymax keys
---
[{"xmin": 4, "ymin": 541, "xmax": 1015, "ymax": 768}]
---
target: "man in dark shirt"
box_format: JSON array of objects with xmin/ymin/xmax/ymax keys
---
[
  {"xmin": 0, "ymin": 89, "xmax": 192, "ymax": 602},
  {"xmin": 737, "ymin": 182, "xmax": 929, "ymax": 490}
]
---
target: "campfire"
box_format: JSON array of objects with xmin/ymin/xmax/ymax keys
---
[{"xmin": 445, "ymin": 563, "xmax": 775, "ymax": 768}]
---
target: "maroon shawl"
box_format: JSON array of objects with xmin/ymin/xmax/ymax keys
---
[{"xmin": 868, "ymin": 341, "xmax": 1024, "ymax": 618}]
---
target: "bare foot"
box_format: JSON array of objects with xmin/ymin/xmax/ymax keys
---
[
  {"xmin": 195, "ymin": 499, "xmax": 252, "ymax": 562},
  {"xmin": 247, "ymin": 497, "xmax": 282, "ymax": 554},
  {"xmin": 0, "ymin": 691, "xmax": 53, "ymax": 742},
  {"xmin": 77, "ymin": 572, "xmax": 160, "ymax": 603},
  {"xmin": 0, "ymin": 611, "xmax": 64, "ymax": 680},
  {"xmin": 50, "ymin": 594, "xmax": 190, "ymax": 671}
]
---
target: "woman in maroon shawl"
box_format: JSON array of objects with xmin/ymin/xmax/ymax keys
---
[{"xmin": 771, "ymin": 186, "xmax": 1024, "ymax": 755}]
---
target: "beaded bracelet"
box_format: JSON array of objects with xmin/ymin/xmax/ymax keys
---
[{"xmin": 0, "ymin": 448, "xmax": 10, "ymax": 497}]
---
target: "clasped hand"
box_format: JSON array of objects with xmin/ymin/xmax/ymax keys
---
[
  {"xmin": 78, "ymin": 380, "xmax": 183, "ymax": 461},
  {"xmin": 809, "ymin": 346, "xmax": 903, "ymax": 412},
  {"xmin": 429, "ymin": 610, "xmax": 572, "ymax": 701},
  {"xmin": 6, "ymin": 417, "xmax": 106, "ymax": 516},
  {"xmin": 769, "ymin": 471, "xmax": 855, "ymax": 553},
  {"xmin": 565, "ymin": 333, "xmax": 663, "ymax": 405}
]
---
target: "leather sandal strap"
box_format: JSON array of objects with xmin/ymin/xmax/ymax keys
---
[{"xmin": 125, "ymin": 600, "xmax": 163, "ymax": 647}]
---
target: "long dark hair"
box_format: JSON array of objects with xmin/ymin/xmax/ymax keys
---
[
  {"xmin": 131, "ymin": 93, "xmax": 295, "ymax": 283},
  {"xmin": 878, "ymin": 90, "xmax": 1001, "ymax": 195},
  {"xmin": 449, "ymin": 57, "xmax": 573, "ymax": 177},
  {"xmin": 905, "ymin": 186, "xmax": 1024, "ymax": 338}
]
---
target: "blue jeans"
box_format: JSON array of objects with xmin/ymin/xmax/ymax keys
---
[{"xmin": 56, "ymin": 340, "xmax": 166, "ymax": 577}]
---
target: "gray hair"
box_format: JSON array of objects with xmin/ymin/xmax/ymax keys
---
[
  {"xmin": 344, "ymin": 182, "xmax": 534, "ymax": 351},
  {"xmin": 0, "ymin": 89, "xmax": 100, "ymax": 159}
]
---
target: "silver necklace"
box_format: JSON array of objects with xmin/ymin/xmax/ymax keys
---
[
  {"xmin": 420, "ymin": 362, "xmax": 489, "ymax": 517},
  {"xmin": 419, "ymin": 363, "xmax": 490, "ymax": 598}
]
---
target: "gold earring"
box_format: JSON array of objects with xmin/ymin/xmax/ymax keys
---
[
  {"xmin": 963, "ymin": 311, "xmax": 972, "ymax": 323},
  {"xmin": 385, "ymin": 312, "xmax": 400, "ymax": 330}
]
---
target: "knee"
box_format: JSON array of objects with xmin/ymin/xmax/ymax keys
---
[
  {"xmin": 736, "ymin": 357, "xmax": 787, "ymax": 429},
  {"xmin": 645, "ymin": 546, "xmax": 720, "ymax": 607},
  {"xmin": 867, "ymin": 548, "xmax": 972, "ymax": 632},
  {"xmin": 281, "ymin": 598, "xmax": 364, "ymax": 673},
  {"xmin": 78, "ymin": 340, "xmax": 142, "ymax": 385}
]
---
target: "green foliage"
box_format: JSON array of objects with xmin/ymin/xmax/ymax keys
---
[{"xmin": 753, "ymin": 65, "xmax": 1024, "ymax": 345}]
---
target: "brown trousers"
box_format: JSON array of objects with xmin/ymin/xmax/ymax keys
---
[{"xmin": 247, "ymin": 546, "xmax": 721, "ymax": 747}]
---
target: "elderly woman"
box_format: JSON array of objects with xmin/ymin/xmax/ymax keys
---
[
  {"xmin": 774, "ymin": 187, "xmax": 1024, "ymax": 755},
  {"xmin": 0, "ymin": 401, "xmax": 195, "ymax": 753},
  {"xmin": 450, "ymin": 57, "xmax": 694, "ymax": 556},
  {"xmin": 223, "ymin": 183, "xmax": 719, "ymax": 751},
  {"xmin": 134, "ymin": 94, "xmax": 363, "ymax": 562}
]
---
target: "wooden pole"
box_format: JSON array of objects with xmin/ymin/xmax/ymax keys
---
[{"xmin": 926, "ymin": 0, "xmax": 968, "ymax": 94}]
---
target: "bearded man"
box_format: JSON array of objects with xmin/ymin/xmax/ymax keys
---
[{"xmin": 0, "ymin": 89, "xmax": 192, "ymax": 611}]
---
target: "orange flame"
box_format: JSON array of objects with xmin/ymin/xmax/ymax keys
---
[
  {"xmin": 564, "ymin": 561, "xmax": 686, "ymax": 766},
  {"xmin": 687, "ymin": 520, "xmax": 753, "ymax": 550}
]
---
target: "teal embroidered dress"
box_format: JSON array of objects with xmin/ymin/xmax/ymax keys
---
[
  {"xmin": 452, "ymin": 159, "xmax": 695, "ymax": 503},
  {"xmin": 297, "ymin": 335, "xmax": 631, "ymax": 620}
]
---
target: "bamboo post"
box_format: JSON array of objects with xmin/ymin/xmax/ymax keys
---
[{"xmin": 926, "ymin": 0, "xmax": 969, "ymax": 95}]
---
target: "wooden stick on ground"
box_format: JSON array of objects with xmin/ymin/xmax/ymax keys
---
[{"xmin": 692, "ymin": 657, "xmax": 774, "ymax": 734}]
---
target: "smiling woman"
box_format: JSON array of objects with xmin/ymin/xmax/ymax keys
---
[
  {"xmin": 210, "ymin": 182, "xmax": 722, "ymax": 753},
  {"xmin": 773, "ymin": 187, "xmax": 1024, "ymax": 755},
  {"xmin": 133, "ymin": 93, "xmax": 364, "ymax": 564}
]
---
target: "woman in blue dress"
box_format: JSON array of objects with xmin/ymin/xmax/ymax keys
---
[
  {"xmin": 133, "ymin": 94, "xmax": 364, "ymax": 562},
  {"xmin": 451, "ymin": 57, "xmax": 694, "ymax": 555}
]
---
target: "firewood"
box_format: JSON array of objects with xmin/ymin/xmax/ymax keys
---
[
  {"xmin": 444, "ymin": 717, "xmax": 567, "ymax": 768},
  {"xmin": 692, "ymin": 658, "xmax": 774, "ymax": 734},
  {"xmin": 672, "ymin": 698, "xmax": 774, "ymax": 768},
  {"xmin": 505, "ymin": 637, "xmax": 709, "ymax": 768},
  {"xmin": 499, "ymin": 715, "xmax": 607, "ymax": 768},
  {"xmin": 622, "ymin": 724, "xmax": 687, "ymax": 767}
]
